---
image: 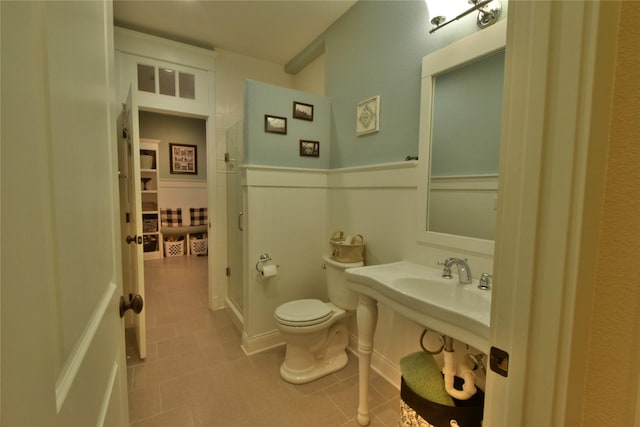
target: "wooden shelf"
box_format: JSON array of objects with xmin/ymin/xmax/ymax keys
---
[{"xmin": 140, "ymin": 140, "xmax": 161, "ymax": 258}]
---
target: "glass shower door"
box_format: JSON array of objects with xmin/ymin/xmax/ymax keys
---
[{"xmin": 226, "ymin": 121, "xmax": 244, "ymax": 313}]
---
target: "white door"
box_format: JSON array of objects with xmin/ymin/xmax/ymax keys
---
[
  {"xmin": 118, "ymin": 88, "xmax": 147, "ymax": 360},
  {"xmin": 485, "ymin": 1, "xmax": 623, "ymax": 426},
  {"xmin": 2, "ymin": 2, "xmax": 130, "ymax": 426}
]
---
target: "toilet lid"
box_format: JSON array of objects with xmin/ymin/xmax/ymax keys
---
[{"xmin": 275, "ymin": 299, "xmax": 333, "ymax": 327}]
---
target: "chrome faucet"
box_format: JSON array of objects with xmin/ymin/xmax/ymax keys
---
[{"xmin": 442, "ymin": 258, "xmax": 473, "ymax": 284}]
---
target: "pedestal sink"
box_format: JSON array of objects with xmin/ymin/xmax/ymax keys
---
[{"xmin": 345, "ymin": 261, "xmax": 491, "ymax": 426}]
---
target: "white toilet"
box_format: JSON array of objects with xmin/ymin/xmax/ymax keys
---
[{"xmin": 274, "ymin": 255, "xmax": 364, "ymax": 384}]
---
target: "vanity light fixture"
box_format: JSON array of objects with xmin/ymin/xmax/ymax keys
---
[{"xmin": 425, "ymin": 0, "xmax": 502, "ymax": 33}]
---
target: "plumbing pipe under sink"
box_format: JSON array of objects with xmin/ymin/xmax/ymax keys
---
[{"xmin": 442, "ymin": 336, "xmax": 477, "ymax": 400}]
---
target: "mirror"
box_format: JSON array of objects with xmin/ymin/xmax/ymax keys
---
[
  {"xmin": 417, "ymin": 20, "xmax": 506, "ymax": 255},
  {"xmin": 429, "ymin": 50, "xmax": 505, "ymax": 240}
]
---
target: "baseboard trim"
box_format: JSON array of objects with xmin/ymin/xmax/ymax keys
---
[
  {"xmin": 371, "ymin": 349, "xmax": 402, "ymax": 390},
  {"xmin": 224, "ymin": 298, "xmax": 244, "ymax": 333},
  {"xmin": 209, "ymin": 294, "xmax": 222, "ymax": 311},
  {"xmin": 347, "ymin": 331, "xmax": 401, "ymax": 390},
  {"xmin": 239, "ymin": 326, "xmax": 402, "ymax": 389},
  {"xmin": 241, "ymin": 329, "xmax": 285, "ymax": 355}
]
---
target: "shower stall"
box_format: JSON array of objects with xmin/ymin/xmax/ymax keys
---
[{"xmin": 226, "ymin": 120, "xmax": 245, "ymax": 321}]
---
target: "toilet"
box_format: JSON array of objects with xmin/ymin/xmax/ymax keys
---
[{"xmin": 274, "ymin": 255, "xmax": 364, "ymax": 384}]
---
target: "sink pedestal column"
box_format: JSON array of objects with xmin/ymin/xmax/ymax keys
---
[{"xmin": 355, "ymin": 295, "xmax": 378, "ymax": 426}]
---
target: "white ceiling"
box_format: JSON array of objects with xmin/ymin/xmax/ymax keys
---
[{"xmin": 113, "ymin": 0, "xmax": 358, "ymax": 65}]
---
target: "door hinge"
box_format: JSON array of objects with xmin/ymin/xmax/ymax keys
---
[
  {"xmin": 224, "ymin": 152, "xmax": 230, "ymax": 162},
  {"xmin": 226, "ymin": 267, "xmax": 231, "ymax": 277}
]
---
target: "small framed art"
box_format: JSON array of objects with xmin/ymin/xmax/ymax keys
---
[
  {"xmin": 299, "ymin": 140, "xmax": 319, "ymax": 157},
  {"xmin": 169, "ymin": 143, "xmax": 197, "ymax": 175},
  {"xmin": 293, "ymin": 101, "xmax": 314, "ymax": 121},
  {"xmin": 264, "ymin": 115, "xmax": 287, "ymax": 134},
  {"xmin": 356, "ymin": 95, "xmax": 381, "ymax": 135}
]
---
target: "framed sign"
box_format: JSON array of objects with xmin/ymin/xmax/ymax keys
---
[
  {"xmin": 169, "ymin": 143, "xmax": 197, "ymax": 175},
  {"xmin": 356, "ymin": 95, "xmax": 381, "ymax": 135}
]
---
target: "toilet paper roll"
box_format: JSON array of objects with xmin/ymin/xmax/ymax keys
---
[{"xmin": 261, "ymin": 264, "xmax": 278, "ymax": 278}]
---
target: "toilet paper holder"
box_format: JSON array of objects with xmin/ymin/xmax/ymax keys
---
[{"xmin": 256, "ymin": 253, "xmax": 279, "ymax": 272}]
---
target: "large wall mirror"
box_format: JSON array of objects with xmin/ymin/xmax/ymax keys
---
[{"xmin": 417, "ymin": 20, "xmax": 506, "ymax": 255}]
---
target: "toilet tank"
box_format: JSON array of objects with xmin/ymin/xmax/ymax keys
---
[{"xmin": 323, "ymin": 255, "xmax": 364, "ymax": 311}]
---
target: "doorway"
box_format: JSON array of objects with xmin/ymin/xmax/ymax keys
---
[{"xmin": 124, "ymin": 109, "xmax": 210, "ymax": 360}]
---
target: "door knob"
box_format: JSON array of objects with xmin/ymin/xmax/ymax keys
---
[
  {"xmin": 126, "ymin": 235, "xmax": 142, "ymax": 244},
  {"xmin": 119, "ymin": 294, "xmax": 143, "ymax": 318}
]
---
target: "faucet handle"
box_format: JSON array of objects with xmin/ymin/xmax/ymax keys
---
[{"xmin": 479, "ymin": 273, "xmax": 492, "ymax": 290}]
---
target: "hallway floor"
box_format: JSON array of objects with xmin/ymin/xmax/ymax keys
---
[{"xmin": 126, "ymin": 255, "xmax": 400, "ymax": 426}]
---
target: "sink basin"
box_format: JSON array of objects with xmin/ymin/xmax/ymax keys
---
[{"xmin": 346, "ymin": 261, "xmax": 491, "ymax": 352}]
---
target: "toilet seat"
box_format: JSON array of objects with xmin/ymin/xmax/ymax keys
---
[{"xmin": 275, "ymin": 299, "xmax": 333, "ymax": 327}]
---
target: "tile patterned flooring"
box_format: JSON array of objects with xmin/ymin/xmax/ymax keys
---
[{"xmin": 126, "ymin": 255, "xmax": 401, "ymax": 426}]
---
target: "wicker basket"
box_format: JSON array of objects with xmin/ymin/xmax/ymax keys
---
[
  {"xmin": 143, "ymin": 235, "xmax": 158, "ymax": 253},
  {"xmin": 164, "ymin": 240, "xmax": 184, "ymax": 257},
  {"xmin": 329, "ymin": 231, "xmax": 365, "ymax": 263},
  {"xmin": 143, "ymin": 218, "xmax": 158, "ymax": 233},
  {"xmin": 140, "ymin": 154, "xmax": 154, "ymax": 169},
  {"xmin": 190, "ymin": 237, "xmax": 208, "ymax": 255},
  {"xmin": 400, "ymin": 376, "xmax": 484, "ymax": 427}
]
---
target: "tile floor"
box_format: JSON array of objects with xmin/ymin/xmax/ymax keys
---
[{"xmin": 126, "ymin": 255, "xmax": 401, "ymax": 426}]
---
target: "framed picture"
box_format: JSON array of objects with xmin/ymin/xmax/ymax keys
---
[
  {"xmin": 264, "ymin": 115, "xmax": 287, "ymax": 134},
  {"xmin": 356, "ymin": 95, "xmax": 381, "ymax": 135},
  {"xmin": 169, "ymin": 143, "xmax": 197, "ymax": 175},
  {"xmin": 293, "ymin": 101, "xmax": 314, "ymax": 121},
  {"xmin": 299, "ymin": 140, "xmax": 319, "ymax": 157}
]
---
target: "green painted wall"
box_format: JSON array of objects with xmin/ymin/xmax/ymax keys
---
[
  {"xmin": 244, "ymin": 80, "xmax": 331, "ymax": 168},
  {"xmin": 243, "ymin": 1, "xmax": 508, "ymax": 170},
  {"xmin": 139, "ymin": 111, "xmax": 207, "ymax": 180},
  {"xmin": 324, "ymin": 0, "xmax": 507, "ymax": 168}
]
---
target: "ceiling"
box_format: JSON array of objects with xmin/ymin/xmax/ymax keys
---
[{"xmin": 113, "ymin": 0, "xmax": 358, "ymax": 65}]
